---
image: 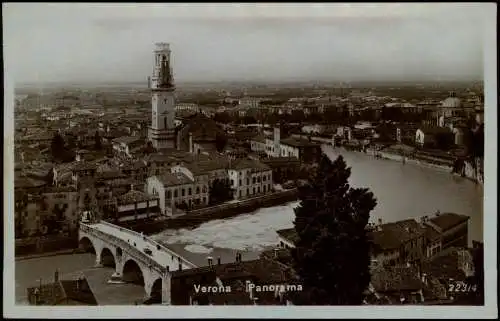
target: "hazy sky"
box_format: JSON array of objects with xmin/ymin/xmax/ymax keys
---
[{"xmin": 3, "ymin": 3, "xmax": 490, "ymax": 84}]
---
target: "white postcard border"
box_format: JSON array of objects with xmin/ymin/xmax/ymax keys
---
[{"xmin": 3, "ymin": 3, "xmax": 497, "ymax": 319}]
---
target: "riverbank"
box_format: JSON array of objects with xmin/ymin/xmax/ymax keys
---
[
  {"xmin": 362, "ymin": 146, "xmax": 483, "ymax": 185},
  {"xmin": 15, "ymin": 234, "xmax": 79, "ymax": 259},
  {"xmin": 116, "ymin": 189, "xmax": 298, "ymax": 235},
  {"xmin": 16, "ymin": 248, "xmax": 84, "ymax": 261}
]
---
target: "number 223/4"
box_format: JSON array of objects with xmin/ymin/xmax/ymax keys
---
[{"xmin": 448, "ymin": 281, "xmax": 478, "ymax": 293}]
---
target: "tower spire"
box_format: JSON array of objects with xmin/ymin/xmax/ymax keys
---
[{"xmin": 148, "ymin": 42, "xmax": 177, "ymax": 150}]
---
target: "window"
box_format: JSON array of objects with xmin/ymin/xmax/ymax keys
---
[
  {"xmin": 231, "ymin": 179, "xmax": 234, "ymax": 186},
  {"xmin": 253, "ymin": 187, "xmax": 255, "ymax": 194},
  {"xmin": 166, "ymin": 190, "xmax": 171, "ymax": 199},
  {"xmin": 247, "ymin": 188, "xmax": 249, "ymax": 195},
  {"xmin": 253, "ymin": 177, "xmax": 256, "ymax": 184},
  {"xmin": 246, "ymin": 178, "xmax": 250, "ymax": 185},
  {"xmin": 239, "ymin": 191, "xmax": 242, "ymax": 197},
  {"xmin": 263, "ymin": 176, "xmax": 266, "ymax": 182},
  {"xmin": 257, "ymin": 186, "xmax": 260, "ymax": 193},
  {"xmin": 174, "ymin": 190, "xmax": 178, "ymax": 198},
  {"xmin": 182, "ymin": 189, "xmax": 185, "ymax": 197},
  {"xmin": 263, "ymin": 185, "xmax": 266, "ymax": 193},
  {"xmin": 239, "ymin": 179, "xmax": 242, "ymax": 186},
  {"xmin": 203, "ymin": 197, "xmax": 207, "ymax": 204},
  {"xmin": 188, "ymin": 188, "xmax": 192, "ymax": 196},
  {"xmin": 203, "ymin": 185, "xmax": 207, "ymax": 193},
  {"xmin": 196, "ymin": 187, "xmax": 200, "ymax": 194}
]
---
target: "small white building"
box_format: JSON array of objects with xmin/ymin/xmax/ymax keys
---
[
  {"xmin": 112, "ymin": 136, "xmax": 144, "ymax": 158},
  {"xmin": 115, "ymin": 189, "xmax": 160, "ymax": 220},
  {"xmin": 250, "ymin": 134, "xmax": 268, "ymax": 154},
  {"xmin": 239, "ymin": 97, "xmax": 262, "ymax": 109},
  {"xmin": 228, "ymin": 159, "xmax": 273, "ymax": 200},
  {"xmin": 146, "ymin": 166, "xmax": 211, "ymax": 215}
]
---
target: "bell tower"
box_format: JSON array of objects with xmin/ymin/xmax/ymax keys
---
[{"xmin": 148, "ymin": 42, "xmax": 176, "ymax": 149}]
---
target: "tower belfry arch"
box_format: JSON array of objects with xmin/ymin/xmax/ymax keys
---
[{"xmin": 148, "ymin": 42, "xmax": 176, "ymax": 150}]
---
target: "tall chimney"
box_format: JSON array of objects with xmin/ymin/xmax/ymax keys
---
[
  {"xmin": 176, "ymin": 129, "xmax": 181, "ymax": 151},
  {"xmin": 273, "ymin": 127, "xmax": 280, "ymax": 157},
  {"xmin": 189, "ymin": 133, "xmax": 193, "ymax": 154},
  {"xmin": 54, "ymin": 270, "xmax": 59, "ymax": 283}
]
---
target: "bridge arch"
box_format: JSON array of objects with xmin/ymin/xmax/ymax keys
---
[
  {"xmin": 116, "ymin": 247, "xmax": 123, "ymax": 260},
  {"xmin": 100, "ymin": 248, "xmax": 116, "ymax": 268},
  {"xmin": 149, "ymin": 278, "xmax": 163, "ymax": 303},
  {"xmin": 79, "ymin": 236, "xmax": 96, "ymax": 253},
  {"xmin": 122, "ymin": 259, "xmax": 145, "ymax": 286}
]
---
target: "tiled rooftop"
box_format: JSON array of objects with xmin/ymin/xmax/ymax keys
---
[
  {"xmin": 157, "ymin": 172, "xmax": 193, "ymax": 186},
  {"xmin": 117, "ymin": 190, "xmax": 158, "ymax": 205},
  {"xmin": 369, "ymin": 219, "xmax": 427, "ymax": 251},
  {"xmin": 276, "ymin": 228, "xmax": 299, "ymax": 244},
  {"xmin": 229, "ymin": 158, "xmax": 271, "ymax": 172},
  {"xmin": 421, "ymin": 247, "xmax": 471, "ymax": 281},
  {"xmin": 185, "ymin": 160, "xmax": 228, "ymax": 175},
  {"xmin": 418, "ymin": 126, "xmax": 453, "ymax": 135},
  {"xmin": 429, "ymin": 213, "xmax": 469, "ymax": 231},
  {"xmin": 371, "ymin": 265, "xmax": 423, "ymax": 293},
  {"xmin": 280, "ymin": 137, "xmax": 320, "ymax": 148}
]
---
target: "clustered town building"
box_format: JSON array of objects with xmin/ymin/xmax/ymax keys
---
[{"xmin": 15, "ymin": 43, "xmax": 483, "ymax": 305}]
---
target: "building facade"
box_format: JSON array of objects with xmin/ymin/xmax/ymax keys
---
[{"xmin": 228, "ymin": 159, "xmax": 273, "ymax": 200}]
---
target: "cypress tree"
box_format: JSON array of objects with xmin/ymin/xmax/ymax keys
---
[{"xmin": 291, "ymin": 153, "xmax": 377, "ymax": 305}]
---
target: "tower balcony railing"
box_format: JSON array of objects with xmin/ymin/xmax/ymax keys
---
[{"xmin": 154, "ymin": 43, "xmax": 170, "ymax": 51}]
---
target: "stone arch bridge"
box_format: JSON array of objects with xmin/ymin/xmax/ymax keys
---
[{"xmin": 79, "ymin": 221, "xmax": 197, "ymax": 304}]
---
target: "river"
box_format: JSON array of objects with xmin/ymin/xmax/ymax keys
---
[
  {"xmin": 153, "ymin": 146, "xmax": 483, "ymax": 252},
  {"xmin": 15, "ymin": 146, "xmax": 483, "ymax": 304}
]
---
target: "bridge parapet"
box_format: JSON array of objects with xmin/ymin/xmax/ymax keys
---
[
  {"xmin": 80, "ymin": 223, "xmax": 165, "ymax": 273},
  {"xmin": 98, "ymin": 221, "xmax": 197, "ymax": 269}
]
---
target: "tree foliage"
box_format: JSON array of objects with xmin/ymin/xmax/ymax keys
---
[
  {"xmin": 215, "ymin": 133, "xmax": 228, "ymax": 153},
  {"xmin": 209, "ymin": 178, "xmax": 234, "ymax": 205},
  {"xmin": 144, "ymin": 141, "xmax": 156, "ymax": 155},
  {"xmin": 291, "ymin": 154, "xmax": 377, "ymax": 305},
  {"xmin": 94, "ymin": 130, "xmax": 102, "ymax": 150},
  {"xmin": 51, "ymin": 132, "xmax": 75, "ymax": 163},
  {"xmin": 51, "ymin": 132, "xmax": 66, "ymax": 157}
]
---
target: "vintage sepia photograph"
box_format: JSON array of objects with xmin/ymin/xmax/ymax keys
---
[{"xmin": 3, "ymin": 3, "xmax": 497, "ymax": 319}]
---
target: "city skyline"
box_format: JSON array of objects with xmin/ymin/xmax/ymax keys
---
[{"xmin": 4, "ymin": 3, "xmax": 486, "ymax": 85}]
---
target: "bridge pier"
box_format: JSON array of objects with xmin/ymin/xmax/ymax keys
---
[
  {"xmin": 162, "ymin": 273, "xmax": 172, "ymax": 305},
  {"xmin": 94, "ymin": 250, "xmax": 103, "ymax": 267}
]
